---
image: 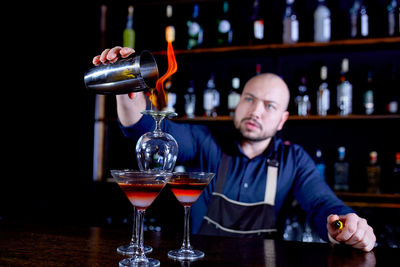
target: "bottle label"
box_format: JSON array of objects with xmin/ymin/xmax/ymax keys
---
[
  {"xmin": 388, "ymin": 13, "xmax": 395, "ymax": 36},
  {"xmin": 184, "ymin": 94, "xmax": 196, "ymax": 117},
  {"xmin": 188, "ymin": 22, "xmax": 201, "ymax": 37},
  {"xmin": 337, "ymin": 82, "xmax": 352, "ymax": 115},
  {"xmin": 218, "ymin": 20, "xmax": 231, "ymax": 34},
  {"xmin": 228, "ymin": 92, "xmax": 240, "ymax": 109},
  {"xmin": 204, "ymin": 91, "xmax": 215, "ymax": 111},
  {"xmin": 361, "ymin": 14, "xmax": 369, "ymax": 37},
  {"xmin": 323, "ymin": 17, "xmax": 331, "ymax": 40},
  {"xmin": 254, "ymin": 19, "xmax": 264, "ymax": 40},
  {"xmin": 291, "ymin": 20, "xmax": 299, "ymax": 42},
  {"xmin": 165, "ymin": 26, "xmax": 176, "ymax": 42}
]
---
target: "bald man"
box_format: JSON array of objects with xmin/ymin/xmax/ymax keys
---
[{"xmin": 95, "ymin": 47, "xmax": 376, "ymax": 252}]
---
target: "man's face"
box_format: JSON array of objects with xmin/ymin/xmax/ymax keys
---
[{"xmin": 233, "ymin": 75, "xmax": 289, "ymax": 142}]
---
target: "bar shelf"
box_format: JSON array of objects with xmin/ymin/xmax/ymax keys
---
[
  {"xmin": 153, "ymin": 37, "xmax": 400, "ymax": 55},
  {"xmin": 172, "ymin": 114, "xmax": 400, "ymax": 123}
]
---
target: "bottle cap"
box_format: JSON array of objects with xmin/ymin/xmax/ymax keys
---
[
  {"xmin": 395, "ymin": 152, "xmax": 400, "ymax": 163},
  {"xmin": 341, "ymin": 58, "xmax": 349, "ymax": 73},
  {"xmin": 166, "ymin": 5, "xmax": 173, "ymax": 17},
  {"xmin": 338, "ymin": 146, "xmax": 346, "ymax": 159},
  {"xmin": 369, "ymin": 151, "xmax": 378, "ymax": 164},
  {"xmin": 232, "ymin": 77, "xmax": 240, "ymax": 89},
  {"xmin": 320, "ymin": 66, "xmax": 328, "ymax": 80}
]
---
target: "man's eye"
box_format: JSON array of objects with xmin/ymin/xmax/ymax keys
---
[
  {"xmin": 245, "ymin": 97, "xmax": 253, "ymax": 102},
  {"xmin": 266, "ymin": 103, "xmax": 276, "ymax": 110}
]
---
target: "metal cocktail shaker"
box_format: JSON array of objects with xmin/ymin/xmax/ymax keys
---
[{"xmin": 84, "ymin": 50, "xmax": 159, "ymax": 94}]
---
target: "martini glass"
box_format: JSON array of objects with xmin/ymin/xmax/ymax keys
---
[
  {"xmin": 167, "ymin": 172, "xmax": 215, "ymax": 260},
  {"xmin": 112, "ymin": 170, "xmax": 171, "ymax": 267},
  {"xmin": 136, "ymin": 110, "xmax": 178, "ymax": 172}
]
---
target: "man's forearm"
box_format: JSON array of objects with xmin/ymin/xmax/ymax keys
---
[{"xmin": 116, "ymin": 93, "xmax": 146, "ymax": 127}]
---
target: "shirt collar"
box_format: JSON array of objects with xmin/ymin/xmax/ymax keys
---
[{"xmin": 234, "ymin": 135, "xmax": 278, "ymax": 160}]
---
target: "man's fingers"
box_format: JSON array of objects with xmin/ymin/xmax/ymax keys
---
[
  {"xmin": 100, "ymin": 48, "xmax": 111, "ymax": 64},
  {"xmin": 92, "ymin": 55, "xmax": 101, "ymax": 66},
  {"xmin": 107, "ymin": 46, "xmax": 122, "ymax": 61},
  {"xmin": 120, "ymin": 47, "xmax": 135, "ymax": 58}
]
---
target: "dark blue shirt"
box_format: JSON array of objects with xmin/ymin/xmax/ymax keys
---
[{"xmin": 121, "ymin": 114, "xmax": 353, "ymax": 240}]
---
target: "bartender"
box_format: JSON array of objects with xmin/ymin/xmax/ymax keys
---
[{"xmin": 93, "ymin": 46, "xmax": 376, "ymax": 252}]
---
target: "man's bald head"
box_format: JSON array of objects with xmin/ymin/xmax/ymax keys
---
[{"xmin": 243, "ymin": 73, "xmax": 290, "ymax": 111}]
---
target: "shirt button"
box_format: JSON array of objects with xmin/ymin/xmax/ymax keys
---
[{"xmin": 244, "ymin": 183, "xmax": 248, "ymax": 188}]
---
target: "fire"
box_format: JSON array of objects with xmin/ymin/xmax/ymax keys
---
[{"xmin": 147, "ymin": 41, "xmax": 177, "ymax": 110}]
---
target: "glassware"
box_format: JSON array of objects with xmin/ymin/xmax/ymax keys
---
[
  {"xmin": 112, "ymin": 170, "xmax": 171, "ymax": 267},
  {"xmin": 167, "ymin": 172, "xmax": 215, "ymax": 260},
  {"xmin": 136, "ymin": 110, "xmax": 178, "ymax": 171}
]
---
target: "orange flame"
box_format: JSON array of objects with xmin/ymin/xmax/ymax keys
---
[{"xmin": 147, "ymin": 41, "xmax": 177, "ymax": 110}]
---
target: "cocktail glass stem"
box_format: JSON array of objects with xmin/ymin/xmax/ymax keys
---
[
  {"xmin": 136, "ymin": 209, "xmax": 148, "ymax": 262},
  {"xmin": 130, "ymin": 208, "xmax": 138, "ymax": 247},
  {"xmin": 181, "ymin": 206, "xmax": 193, "ymax": 251},
  {"xmin": 153, "ymin": 114, "xmax": 165, "ymax": 134}
]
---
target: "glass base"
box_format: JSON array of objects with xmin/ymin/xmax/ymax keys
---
[
  {"xmin": 116, "ymin": 244, "xmax": 153, "ymax": 256},
  {"xmin": 119, "ymin": 257, "xmax": 160, "ymax": 267},
  {"xmin": 168, "ymin": 248, "xmax": 205, "ymax": 260}
]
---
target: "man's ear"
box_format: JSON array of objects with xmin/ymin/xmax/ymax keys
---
[{"xmin": 277, "ymin": 111, "xmax": 289, "ymax": 131}]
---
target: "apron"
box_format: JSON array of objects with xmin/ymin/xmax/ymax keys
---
[{"xmin": 198, "ymin": 151, "xmax": 279, "ymax": 238}]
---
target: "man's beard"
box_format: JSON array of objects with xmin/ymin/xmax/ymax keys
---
[{"xmin": 236, "ymin": 118, "xmax": 276, "ymax": 142}]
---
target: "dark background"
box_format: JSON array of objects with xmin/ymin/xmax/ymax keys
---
[{"xmin": 1, "ymin": 0, "xmax": 399, "ymax": 243}]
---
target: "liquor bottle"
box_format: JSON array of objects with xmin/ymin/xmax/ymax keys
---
[
  {"xmin": 350, "ymin": 0, "xmax": 361, "ymax": 38},
  {"xmin": 163, "ymin": 77, "xmax": 177, "ymax": 112},
  {"xmin": 165, "ymin": 5, "xmax": 176, "ymax": 43},
  {"xmin": 295, "ymin": 76, "xmax": 310, "ymax": 116},
  {"xmin": 187, "ymin": 4, "xmax": 204, "ymax": 49},
  {"xmin": 385, "ymin": 65, "xmax": 399, "ymax": 114},
  {"xmin": 314, "ymin": 0, "xmax": 331, "ymax": 43},
  {"xmin": 227, "ymin": 77, "xmax": 241, "ymax": 117},
  {"xmin": 363, "ymin": 70, "xmax": 374, "ymax": 115},
  {"xmin": 391, "ymin": 152, "xmax": 400, "ymax": 193},
  {"xmin": 283, "ymin": 0, "xmax": 299, "ymax": 44},
  {"xmin": 359, "ymin": 1, "xmax": 369, "ymax": 38},
  {"xmin": 216, "ymin": 1, "xmax": 233, "ymax": 46},
  {"xmin": 249, "ymin": 0, "xmax": 264, "ymax": 44},
  {"xmin": 387, "ymin": 0, "xmax": 399, "ymax": 37},
  {"xmin": 184, "ymin": 80, "xmax": 196, "ymax": 118},
  {"xmin": 334, "ymin": 146, "xmax": 350, "ymax": 191},
  {"xmin": 366, "ymin": 151, "xmax": 381, "ymax": 193},
  {"xmin": 256, "ymin": 63, "xmax": 262, "ymax": 75},
  {"xmin": 337, "ymin": 58, "xmax": 353, "ymax": 115},
  {"xmin": 203, "ymin": 74, "xmax": 220, "ymax": 117},
  {"xmin": 314, "ymin": 149, "xmax": 326, "ymax": 180},
  {"xmin": 123, "ymin": 6, "xmax": 135, "ymax": 49},
  {"xmin": 317, "ymin": 66, "xmax": 330, "ymax": 116}
]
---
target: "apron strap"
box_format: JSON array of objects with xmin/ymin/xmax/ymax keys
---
[
  {"xmin": 264, "ymin": 159, "xmax": 279, "ymax": 205},
  {"xmin": 215, "ymin": 152, "xmax": 230, "ymax": 193}
]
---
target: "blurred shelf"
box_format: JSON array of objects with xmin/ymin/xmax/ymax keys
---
[
  {"xmin": 153, "ymin": 37, "xmax": 400, "ymax": 55},
  {"xmin": 336, "ymin": 191, "xmax": 400, "ymax": 209},
  {"xmin": 172, "ymin": 114, "xmax": 400, "ymax": 123}
]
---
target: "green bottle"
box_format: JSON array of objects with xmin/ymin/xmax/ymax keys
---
[{"xmin": 123, "ymin": 6, "xmax": 135, "ymax": 49}]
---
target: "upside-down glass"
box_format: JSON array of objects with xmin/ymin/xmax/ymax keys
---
[
  {"xmin": 167, "ymin": 172, "xmax": 215, "ymax": 260},
  {"xmin": 112, "ymin": 170, "xmax": 171, "ymax": 267},
  {"xmin": 136, "ymin": 110, "xmax": 178, "ymax": 172}
]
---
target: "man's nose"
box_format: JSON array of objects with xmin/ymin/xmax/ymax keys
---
[{"xmin": 249, "ymin": 100, "xmax": 263, "ymax": 118}]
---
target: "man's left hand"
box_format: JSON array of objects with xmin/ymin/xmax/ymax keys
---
[{"xmin": 327, "ymin": 213, "xmax": 376, "ymax": 252}]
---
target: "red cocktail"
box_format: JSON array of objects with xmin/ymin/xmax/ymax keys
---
[
  {"xmin": 168, "ymin": 177, "xmax": 208, "ymax": 206},
  {"xmin": 167, "ymin": 172, "xmax": 215, "ymax": 260},
  {"xmin": 112, "ymin": 170, "xmax": 171, "ymax": 267}
]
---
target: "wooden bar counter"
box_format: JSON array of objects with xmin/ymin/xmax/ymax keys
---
[{"xmin": 0, "ymin": 221, "xmax": 397, "ymax": 267}]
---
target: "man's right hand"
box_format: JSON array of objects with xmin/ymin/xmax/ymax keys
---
[
  {"xmin": 92, "ymin": 46, "xmax": 137, "ymax": 99},
  {"xmin": 92, "ymin": 46, "xmax": 135, "ymax": 66}
]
